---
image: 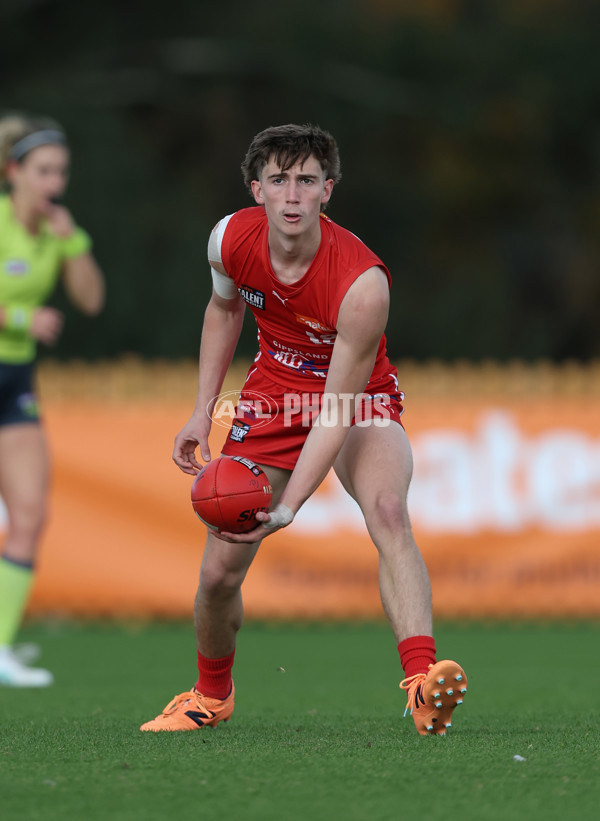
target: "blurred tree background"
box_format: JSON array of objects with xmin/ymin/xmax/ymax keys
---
[{"xmin": 2, "ymin": 0, "xmax": 599, "ymax": 362}]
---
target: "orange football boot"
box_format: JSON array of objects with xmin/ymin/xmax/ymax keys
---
[
  {"xmin": 400, "ymin": 660, "xmax": 467, "ymax": 736},
  {"xmin": 140, "ymin": 684, "xmax": 235, "ymax": 732}
]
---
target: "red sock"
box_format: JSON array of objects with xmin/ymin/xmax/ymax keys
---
[
  {"xmin": 398, "ymin": 636, "xmax": 437, "ymax": 678},
  {"xmin": 195, "ymin": 649, "xmax": 235, "ymax": 699}
]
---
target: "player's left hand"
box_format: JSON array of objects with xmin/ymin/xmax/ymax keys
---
[{"xmin": 215, "ymin": 503, "xmax": 295, "ymax": 543}]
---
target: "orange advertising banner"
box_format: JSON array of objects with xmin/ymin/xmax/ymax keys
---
[{"xmin": 5, "ymin": 360, "xmax": 598, "ymax": 620}]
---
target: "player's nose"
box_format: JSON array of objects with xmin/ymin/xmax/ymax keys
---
[{"xmin": 286, "ymin": 181, "xmax": 300, "ymax": 202}]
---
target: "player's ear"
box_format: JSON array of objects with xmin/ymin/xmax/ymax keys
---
[
  {"xmin": 251, "ymin": 179, "xmax": 264, "ymax": 204},
  {"xmin": 321, "ymin": 178, "xmax": 334, "ymax": 206}
]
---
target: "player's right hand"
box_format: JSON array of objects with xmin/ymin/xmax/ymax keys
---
[{"xmin": 173, "ymin": 416, "xmax": 211, "ymax": 474}]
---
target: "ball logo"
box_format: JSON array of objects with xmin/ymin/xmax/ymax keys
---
[
  {"xmin": 209, "ymin": 390, "xmax": 278, "ymax": 430},
  {"xmin": 237, "ymin": 506, "xmax": 270, "ymax": 523}
]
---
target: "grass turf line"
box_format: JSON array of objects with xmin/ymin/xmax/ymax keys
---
[{"xmin": 1, "ymin": 621, "xmax": 599, "ymax": 821}]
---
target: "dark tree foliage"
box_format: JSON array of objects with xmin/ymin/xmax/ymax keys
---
[{"xmin": 2, "ymin": 0, "xmax": 599, "ymax": 361}]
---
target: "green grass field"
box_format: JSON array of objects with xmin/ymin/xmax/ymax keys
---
[{"xmin": 1, "ymin": 620, "xmax": 599, "ymax": 821}]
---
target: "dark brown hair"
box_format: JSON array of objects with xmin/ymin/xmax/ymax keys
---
[{"xmin": 241, "ymin": 123, "xmax": 342, "ymax": 192}]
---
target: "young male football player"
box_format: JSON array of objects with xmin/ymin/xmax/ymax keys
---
[{"xmin": 141, "ymin": 124, "xmax": 467, "ymax": 735}]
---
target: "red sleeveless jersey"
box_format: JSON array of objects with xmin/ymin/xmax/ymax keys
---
[{"xmin": 220, "ymin": 206, "xmax": 399, "ymax": 395}]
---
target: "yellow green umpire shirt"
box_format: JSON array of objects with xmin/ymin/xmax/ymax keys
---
[{"xmin": 0, "ymin": 193, "xmax": 91, "ymax": 364}]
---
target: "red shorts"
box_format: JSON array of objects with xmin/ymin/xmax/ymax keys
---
[{"xmin": 220, "ymin": 367, "xmax": 404, "ymax": 470}]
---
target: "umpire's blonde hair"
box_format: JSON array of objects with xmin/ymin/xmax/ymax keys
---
[{"xmin": 0, "ymin": 112, "xmax": 65, "ymax": 187}]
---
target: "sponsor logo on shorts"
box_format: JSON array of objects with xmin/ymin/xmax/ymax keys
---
[
  {"xmin": 238, "ymin": 285, "xmax": 265, "ymax": 310},
  {"xmin": 230, "ymin": 455, "xmax": 263, "ymax": 475},
  {"xmin": 229, "ymin": 421, "xmax": 251, "ymax": 442},
  {"xmin": 17, "ymin": 392, "xmax": 40, "ymax": 419}
]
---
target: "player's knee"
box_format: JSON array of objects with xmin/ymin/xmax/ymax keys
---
[
  {"xmin": 370, "ymin": 490, "xmax": 411, "ymax": 535},
  {"xmin": 199, "ymin": 563, "xmax": 244, "ymax": 600}
]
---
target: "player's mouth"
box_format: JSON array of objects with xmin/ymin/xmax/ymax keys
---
[{"xmin": 283, "ymin": 212, "xmax": 302, "ymax": 223}]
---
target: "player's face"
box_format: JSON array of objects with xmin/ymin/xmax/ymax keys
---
[
  {"xmin": 8, "ymin": 144, "xmax": 70, "ymax": 213},
  {"xmin": 251, "ymin": 155, "xmax": 333, "ymax": 237}
]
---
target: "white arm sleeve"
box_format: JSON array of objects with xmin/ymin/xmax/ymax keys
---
[
  {"xmin": 208, "ymin": 213, "xmax": 236, "ymax": 299},
  {"xmin": 211, "ymin": 266, "xmax": 238, "ymax": 299}
]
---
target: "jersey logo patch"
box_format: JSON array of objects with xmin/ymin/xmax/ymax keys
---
[
  {"xmin": 4, "ymin": 259, "xmax": 30, "ymax": 276},
  {"xmin": 238, "ymin": 285, "xmax": 265, "ymax": 310}
]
